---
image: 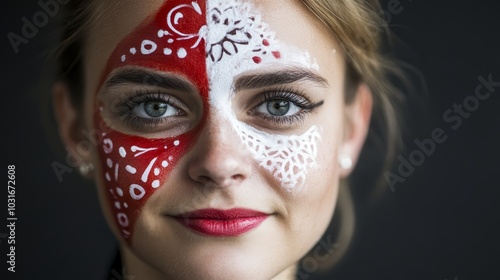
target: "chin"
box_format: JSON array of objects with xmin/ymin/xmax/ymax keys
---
[
  {"xmin": 174, "ymin": 256, "xmax": 280, "ymax": 280},
  {"xmin": 127, "ymin": 217, "xmax": 296, "ymax": 280},
  {"xmin": 130, "ymin": 240, "xmax": 292, "ymax": 280}
]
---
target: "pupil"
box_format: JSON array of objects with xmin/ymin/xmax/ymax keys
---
[
  {"xmin": 144, "ymin": 101, "xmax": 167, "ymax": 117},
  {"xmin": 267, "ymin": 100, "xmax": 290, "ymax": 116}
]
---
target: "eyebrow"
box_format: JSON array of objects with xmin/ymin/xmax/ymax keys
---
[
  {"xmin": 104, "ymin": 68, "xmax": 197, "ymax": 93},
  {"xmin": 233, "ymin": 68, "xmax": 329, "ymax": 91}
]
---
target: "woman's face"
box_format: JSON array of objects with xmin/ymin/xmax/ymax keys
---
[{"xmin": 74, "ymin": 0, "xmax": 365, "ymax": 279}]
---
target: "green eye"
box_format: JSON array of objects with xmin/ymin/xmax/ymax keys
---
[
  {"xmin": 250, "ymin": 89, "xmax": 324, "ymax": 128},
  {"xmin": 256, "ymin": 99, "xmax": 300, "ymax": 117},
  {"xmin": 143, "ymin": 101, "xmax": 170, "ymax": 117},
  {"xmin": 135, "ymin": 100, "xmax": 180, "ymax": 119},
  {"xmin": 266, "ymin": 100, "xmax": 291, "ymax": 116}
]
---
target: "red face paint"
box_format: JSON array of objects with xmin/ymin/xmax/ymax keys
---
[{"xmin": 93, "ymin": 0, "xmax": 208, "ymax": 243}]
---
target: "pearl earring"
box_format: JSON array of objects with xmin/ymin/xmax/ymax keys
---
[
  {"xmin": 79, "ymin": 162, "xmax": 95, "ymax": 176},
  {"xmin": 338, "ymin": 156, "xmax": 353, "ymax": 170}
]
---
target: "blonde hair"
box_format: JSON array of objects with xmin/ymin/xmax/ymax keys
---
[{"xmin": 298, "ymin": 0, "xmax": 405, "ymax": 271}]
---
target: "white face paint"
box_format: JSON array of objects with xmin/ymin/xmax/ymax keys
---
[{"xmin": 204, "ymin": 0, "xmax": 322, "ymax": 191}]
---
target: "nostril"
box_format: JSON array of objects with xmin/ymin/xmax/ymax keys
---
[
  {"xmin": 231, "ymin": 174, "xmax": 243, "ymax": 182},
  {"xmin": 197, "ymin": 175, "xmax": 213, "ymax": 185},
  {"xmin": 196, "ymin": 175, "xmax": 244, "ymax": 188}
]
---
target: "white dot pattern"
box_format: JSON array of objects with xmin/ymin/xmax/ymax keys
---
[{"xmin": 100, "ymin": 136, "xmax": 181, "ymax": 240}]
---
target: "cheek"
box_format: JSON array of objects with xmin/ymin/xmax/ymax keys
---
[
  {"xmin": 290, "ymin": 138, "xmax": 341, "ymax": 241},
  {"xmin": 235, "ymin": 122, "xmax": 322, "ymax": 191},
  {"xmin": 95, "ymin": 128, "xmax": 195, "ymax": 242}
]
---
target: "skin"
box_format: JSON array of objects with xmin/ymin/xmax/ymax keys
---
[{"xmin": 53, "ymin": 0, "xmax": 373, "ymax": 279}]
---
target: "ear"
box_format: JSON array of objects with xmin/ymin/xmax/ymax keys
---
[
  {"xmin": 52, "ymin": 82, "xmax": 94, "ymax": 180},
  {"xmin": 339, "ymin": 83, "xmax": 373, "ymax": 178}
]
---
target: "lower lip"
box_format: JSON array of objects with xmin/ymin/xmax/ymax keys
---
[{"xmin": 173, "ymin": 216, "xmax": 269, "ymax": 237}]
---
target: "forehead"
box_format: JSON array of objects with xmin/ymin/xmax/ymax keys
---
[{"xmin": 84, "ymin": 0, "xmax": 342, "ymax": 93}]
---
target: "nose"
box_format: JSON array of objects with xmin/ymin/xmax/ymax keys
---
[{"xmin": 187, "ymin": 114, "xmax": 252, "ymax": 188}]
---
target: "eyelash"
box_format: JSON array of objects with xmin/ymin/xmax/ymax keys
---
[
  {"xmin": 114, "ymin": 90, "xmax": 183, "ymax": 129},
  {"xmin": 252, "ymin": 87, "xmax": 323, "ymax": 126},
  {"xmin": 112, "ymin": 88, "xmax": 321, "ymax": 130}
]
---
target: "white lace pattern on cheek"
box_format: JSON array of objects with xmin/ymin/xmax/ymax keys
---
[{"xmin": 237, "ymin": 123, "xmax": 322, "ymax": 191}]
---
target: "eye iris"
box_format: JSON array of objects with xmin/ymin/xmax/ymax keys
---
[
  {"xmin": 267, "ymin": 100, "xmax": 290, "ymax": 116},
  {"xmin": 144, "ymin": 101, "xmax": 168, "ymax": 117}
]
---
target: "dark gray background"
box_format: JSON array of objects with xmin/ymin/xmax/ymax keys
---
[{"xmin": 2, "ymin": 0, "xmax": 499, "ymax": 279}]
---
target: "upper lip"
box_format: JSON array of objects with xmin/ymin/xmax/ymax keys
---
[{"xmin": 172, "ymin": 208, "xmax": 270, "ymax": 220}]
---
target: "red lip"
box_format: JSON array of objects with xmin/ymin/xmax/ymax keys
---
[{"xmin": 172, "ymin": 208, "xmax": 270, "ymax": 237}]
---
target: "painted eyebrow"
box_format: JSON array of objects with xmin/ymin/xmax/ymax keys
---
[
  {"xmin": 104, "ymin": 68, "xmax": 197, "ymax": 93},
  {"xmin": 233, "ymin": 68, "xmax": 329, "ymax": 91}
]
